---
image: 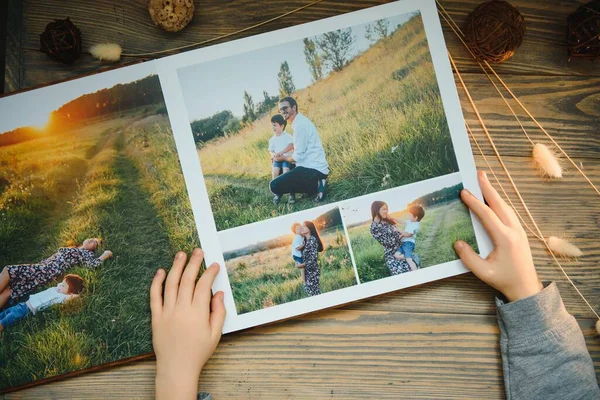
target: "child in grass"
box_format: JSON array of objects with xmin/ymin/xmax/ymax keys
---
[
  {"xmin": 150, "ymin": 171, "xmax": 600, "ymax": 399},
  {"xmin": 0, "ymin": 238, "xmax": 112, "ymax": 309},
  {"xmin": 0, "ymin": 274, "xmax": 84, "ymax": 332},
  {"xmin": 268, "ymin": 115, "xmax": 295, "ymax": 204},
  {"xmin": 291, "ymin": 222, "xmax": 305, "ymax": 283},
  {"xmin": 393, "ymin": 204, "xmax": 425, "ymax": 271}
]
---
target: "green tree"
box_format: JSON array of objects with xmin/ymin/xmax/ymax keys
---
[
  {"xmin": 190, "ymin": 110, "xmax": 240, "ymax": 143},
  {"xmin": 256, "ymin": 91, "xmax": 279, "ymax": 116},
  {"xmin": 365, "ymin": 19, "xmax": 390, "ymax": 43},
  {"xmin": 316, "ymin": 28, "xmax": 355, "ymax": 72},
  {"xmin": 303, "ymin": 38, "xmax": 323, "ymax": 82},
  {"xmin": 277, "ymin": 61, "xmax": 296, "ymax": 97},
  {"xmin": 242, "ymin": 90, "xmax": 256, "ymax": 123}
]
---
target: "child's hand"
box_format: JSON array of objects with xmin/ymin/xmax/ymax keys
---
[
  {"xmin": 100, "ymin": 250, "xmax": 113, "ymax": 260},
  {"xmin": 151, "ymin": 249, "xmax": 226, "ymax": 400},
  {"xmin": 454, "ymin": 171, "xmax": 543, "ymax": 302}
]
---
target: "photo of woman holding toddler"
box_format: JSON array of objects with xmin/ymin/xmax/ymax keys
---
[
  {"xmin": 297, "ymin": 221, "xmax": 324, "ymax": 297},
  {"xmin": 369, "ymin": 201, "xmax": 412, "ymax": 276}
]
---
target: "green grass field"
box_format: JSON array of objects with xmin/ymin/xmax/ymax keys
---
[
  {"xmin": 348, "ymin": 200, "xmax": 478, "ymax": 283},
  {"xmin": 0, "ymin": 111, "xmax": 199, "ymax": 390},
  {"xmin": 225, "ymin": 228, "xmax": 356, "ymax": 314},
  {"xmin": 197, "ymin": 15, "xmax": 458, "ymax": 231}
]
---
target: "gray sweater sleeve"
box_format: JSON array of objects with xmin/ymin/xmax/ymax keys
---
[{"xmin": 496, "ymin": 282, "xmax": 600, "ymax": 399}]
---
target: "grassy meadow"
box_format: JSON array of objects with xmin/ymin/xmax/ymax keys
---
[
  {"xmin": 348, "ymin": 200, "xmax": 478, "ymax": 283},
  {"xmin": 0, "ymin": 110, "xmax": 199, "ymax": 390},
  {"xmin": 225, "ymin": 228, "xmax": 357, "ymax": 314},
  {"xmin": 196, "ymin": 15, "xmax": 458, "ymax": 231}
]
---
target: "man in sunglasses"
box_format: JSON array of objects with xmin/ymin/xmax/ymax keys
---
[{"xmin": 270, "ymin": 96, "xmax": 329, "ymax": 204}]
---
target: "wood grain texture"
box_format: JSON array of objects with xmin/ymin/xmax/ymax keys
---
[
  {"xmin": 4, "ymin": 310, "xmax": 599, "ymax": 399},
  {"xmin": 3, "ymin": 0, "xmax": 23, "ymax": 93},
  {"xmin": 5, "ymin": 0, "xmax": 599, "ymax": 91},
  {"xmin": 3, "ymin": 0, "xmax": 600, "ymax": 398}
]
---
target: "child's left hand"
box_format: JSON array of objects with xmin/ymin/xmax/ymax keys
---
[{"xmin": 151, "ymin": 249, "xmax": 226, "ymax": 400}]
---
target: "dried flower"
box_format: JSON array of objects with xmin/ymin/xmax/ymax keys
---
[
  {"xmin": 547, "ymin": 236, "xmax": 582, "ymax": 258},
  {"xmin": 533, "ymin": 143, "xmax": 562, "ymax": 178},
  {"xmin": 90, "ymin": 43, "xmax": 122, "ymax": 62}
]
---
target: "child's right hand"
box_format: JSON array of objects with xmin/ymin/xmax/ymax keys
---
[
  {"xmin": 151, "ymin": 249, "xmax": 226, "ymax": 400},
  {"xmin": 454, "ymin": 171, "xmax": 543, "ymax": 302},
  {"xmin": 101, "ymin": 250, "xmax": 113, "ymax": 259}
]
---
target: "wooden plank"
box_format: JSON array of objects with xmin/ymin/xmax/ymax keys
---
[
  {"xmin": 4, "ymin": 309, "xmax": 599, "ymax": 399},
  {"xmin": 458, "ymin": 74, "xmax": 600, "ymax": 160},
  {"xmin": 441, "ymin": 0, "xmax": 600, "ymax": 77},
  {"xmin": 6, "ymin": 0, "xmax": 599, "ymax": 92},
  {"xmin": 3, "ymin": 0, "xmax": 23, "ymax": 93}
]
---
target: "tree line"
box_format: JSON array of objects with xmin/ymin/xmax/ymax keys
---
[
  {"xmin": 190, "ymin": 19, "xmax": 397, "ymax": 146},
  {"xmin": 0, "ymin": 75, "xmax": 166, "ymax": 146},
  {"xmin": 408, "ymin": 184, "xmax": 464, "ymax": 208}
]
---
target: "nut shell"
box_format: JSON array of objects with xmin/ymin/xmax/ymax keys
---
[{"xmin": 149, "ymin": 0, "xmax": 194, "ymax": 32}]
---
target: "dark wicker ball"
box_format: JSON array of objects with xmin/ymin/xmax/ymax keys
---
[
  {"xmin": 567, "ymin": 0, "xmax": 600, "ymax": 61},
  {"xmin": 40, "ymin": 18, "xmax": 82, "ymax": 64},
  {"xmin": 464, "ymin": 0, "xmax": 526, "ymax": 63}
]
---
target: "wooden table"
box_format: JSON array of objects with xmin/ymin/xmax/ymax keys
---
[{"xmin": 3, "ymin": 0, "xmax": 599, "ymax": 398}]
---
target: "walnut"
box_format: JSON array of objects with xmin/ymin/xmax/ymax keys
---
[{"xmin": 148, "ymin": 0, "xmax": 194, "ymax": 32}]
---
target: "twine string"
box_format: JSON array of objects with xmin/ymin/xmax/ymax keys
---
[
  {"xmin": 447, "ymin": 47, "xmax": 599, "ymax": 321},
  {"xmin": 436, "ymin": 0, "xmax": 600, "ymax": 197},
  {"xmin": 465, "ymin": 121, "xmax": 541, "ymax": 240},
  {"xmin": 121, "ymin": 0, "xmax": 326, "ymax": 58}
]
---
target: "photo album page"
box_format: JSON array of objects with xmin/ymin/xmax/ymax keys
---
[
  {"xmin": 155, "ymin": 0, "xmax": 492, "ymax": 334},
  {"xmin": 0, "ymin": 0, "xmax": 490, "ymax": 392}
]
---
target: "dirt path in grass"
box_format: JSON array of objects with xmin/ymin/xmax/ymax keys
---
[
  {"xmin": 416, "ymin": 205, "xmax": 449, "ymax": 267},
  {"xmin": 89, "ymin": 131, "xmax": 174, "ymax": 361},
  {"xmin": 1, "ymin": 128, "xmax": 117, "ymax": 264}
]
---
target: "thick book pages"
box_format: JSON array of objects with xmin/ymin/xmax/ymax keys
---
[{"xmin": 0, "ymin": 0, "xmax": 491, "ymax": 392}]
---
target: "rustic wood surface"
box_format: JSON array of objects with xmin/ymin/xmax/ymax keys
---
[{"xmin": 3, "ymin": 0, "xmax": 600, "ymax": 398}]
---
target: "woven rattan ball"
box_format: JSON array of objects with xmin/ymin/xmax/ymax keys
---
[
  {"xmin": 567, "ymin": 0, "xmax": 600, "ymax": 61},
  {"xmin": 39, "ymin": 18, "xmax": 82, "ymax": 64},
  {"xmin": 464, "ymin": 0, "xmax": 526, "ymax": 63},
  {"xmin": 149, "ymin": 0, "xmax": 195, "ymax": 32}
]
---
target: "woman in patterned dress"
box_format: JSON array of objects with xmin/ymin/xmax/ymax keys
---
[
  {"xmin": 0, "ymin": 238, "xmax": 113, "ymax": 309},
  {"xmin": 370, "ymin": 201, "xmax": 412, "ymax": 276},
  {"xmin": 298, "ymin": 221, "xmax": 324, "ymax": 296}
]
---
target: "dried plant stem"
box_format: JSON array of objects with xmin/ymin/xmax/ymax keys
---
[
  {"xmin": 121, "ymin": 0, "xmax": 326, "ymax": 58},
  {"xmin": 465, "ymin": 122, "xmax": 541, "ymax": 241},
  {"xmin": 436, "ymin": 0, "xmax": 600, "ymax": 196},
  {"xmin": 449, "ymin": 52, "xmax": 599, "ymax": 320}
]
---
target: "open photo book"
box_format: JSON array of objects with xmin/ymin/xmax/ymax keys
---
[{"xmin": 0, "ymin": 0, "xmax": 491, "ymax": 392}]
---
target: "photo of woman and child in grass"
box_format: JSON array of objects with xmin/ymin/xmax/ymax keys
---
[
  {"xmin": 178, "ymin": 11, "xmax": 459, "ymax": 232},
  {"xmin": 344, "ymin": 175, "xmax": 479, "ymax": 283},
  {"xmin": 0, "ymin": 64, "xmax": 199, "ymax": 391},
  {"xmin": 220, "ymin": 206, "xmax": 357, "ymax": 314}
]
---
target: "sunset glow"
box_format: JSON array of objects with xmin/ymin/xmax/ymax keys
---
[{"xmin": 30, "ymin": 112, "xmax": 51, "ymax": 130}]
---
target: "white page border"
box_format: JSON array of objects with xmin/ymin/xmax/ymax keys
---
[{"xmin": 156, "ymin": 0, "xmax": 492, "ymax": 334}]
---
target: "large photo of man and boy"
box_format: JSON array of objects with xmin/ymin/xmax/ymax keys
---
[
  {"xmin": 0, "ymin": 64, "xmax": 198, "ymax": 390},
  {"xmin": 343, "ymin": 174, "xmax": 478, "ymax": 283},
  {"xmin": 178, "ymin": 11, "xmax": 459, "ymax": 232},
  {"xmin": 220, "ymin": 206, "xmax": 357, "ymax": 314}
]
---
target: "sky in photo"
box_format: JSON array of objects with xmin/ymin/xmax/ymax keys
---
[
  {"xmin": 178, "ymin": 12, "xmax": 417, "ymax": 121},
  {"xmin": 218, "ymin": 204, "xmax": 341, "ymax": 253},
  {"xmin": 0, "ymin": 62, "xmax": 158, "ymax": 134}
]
